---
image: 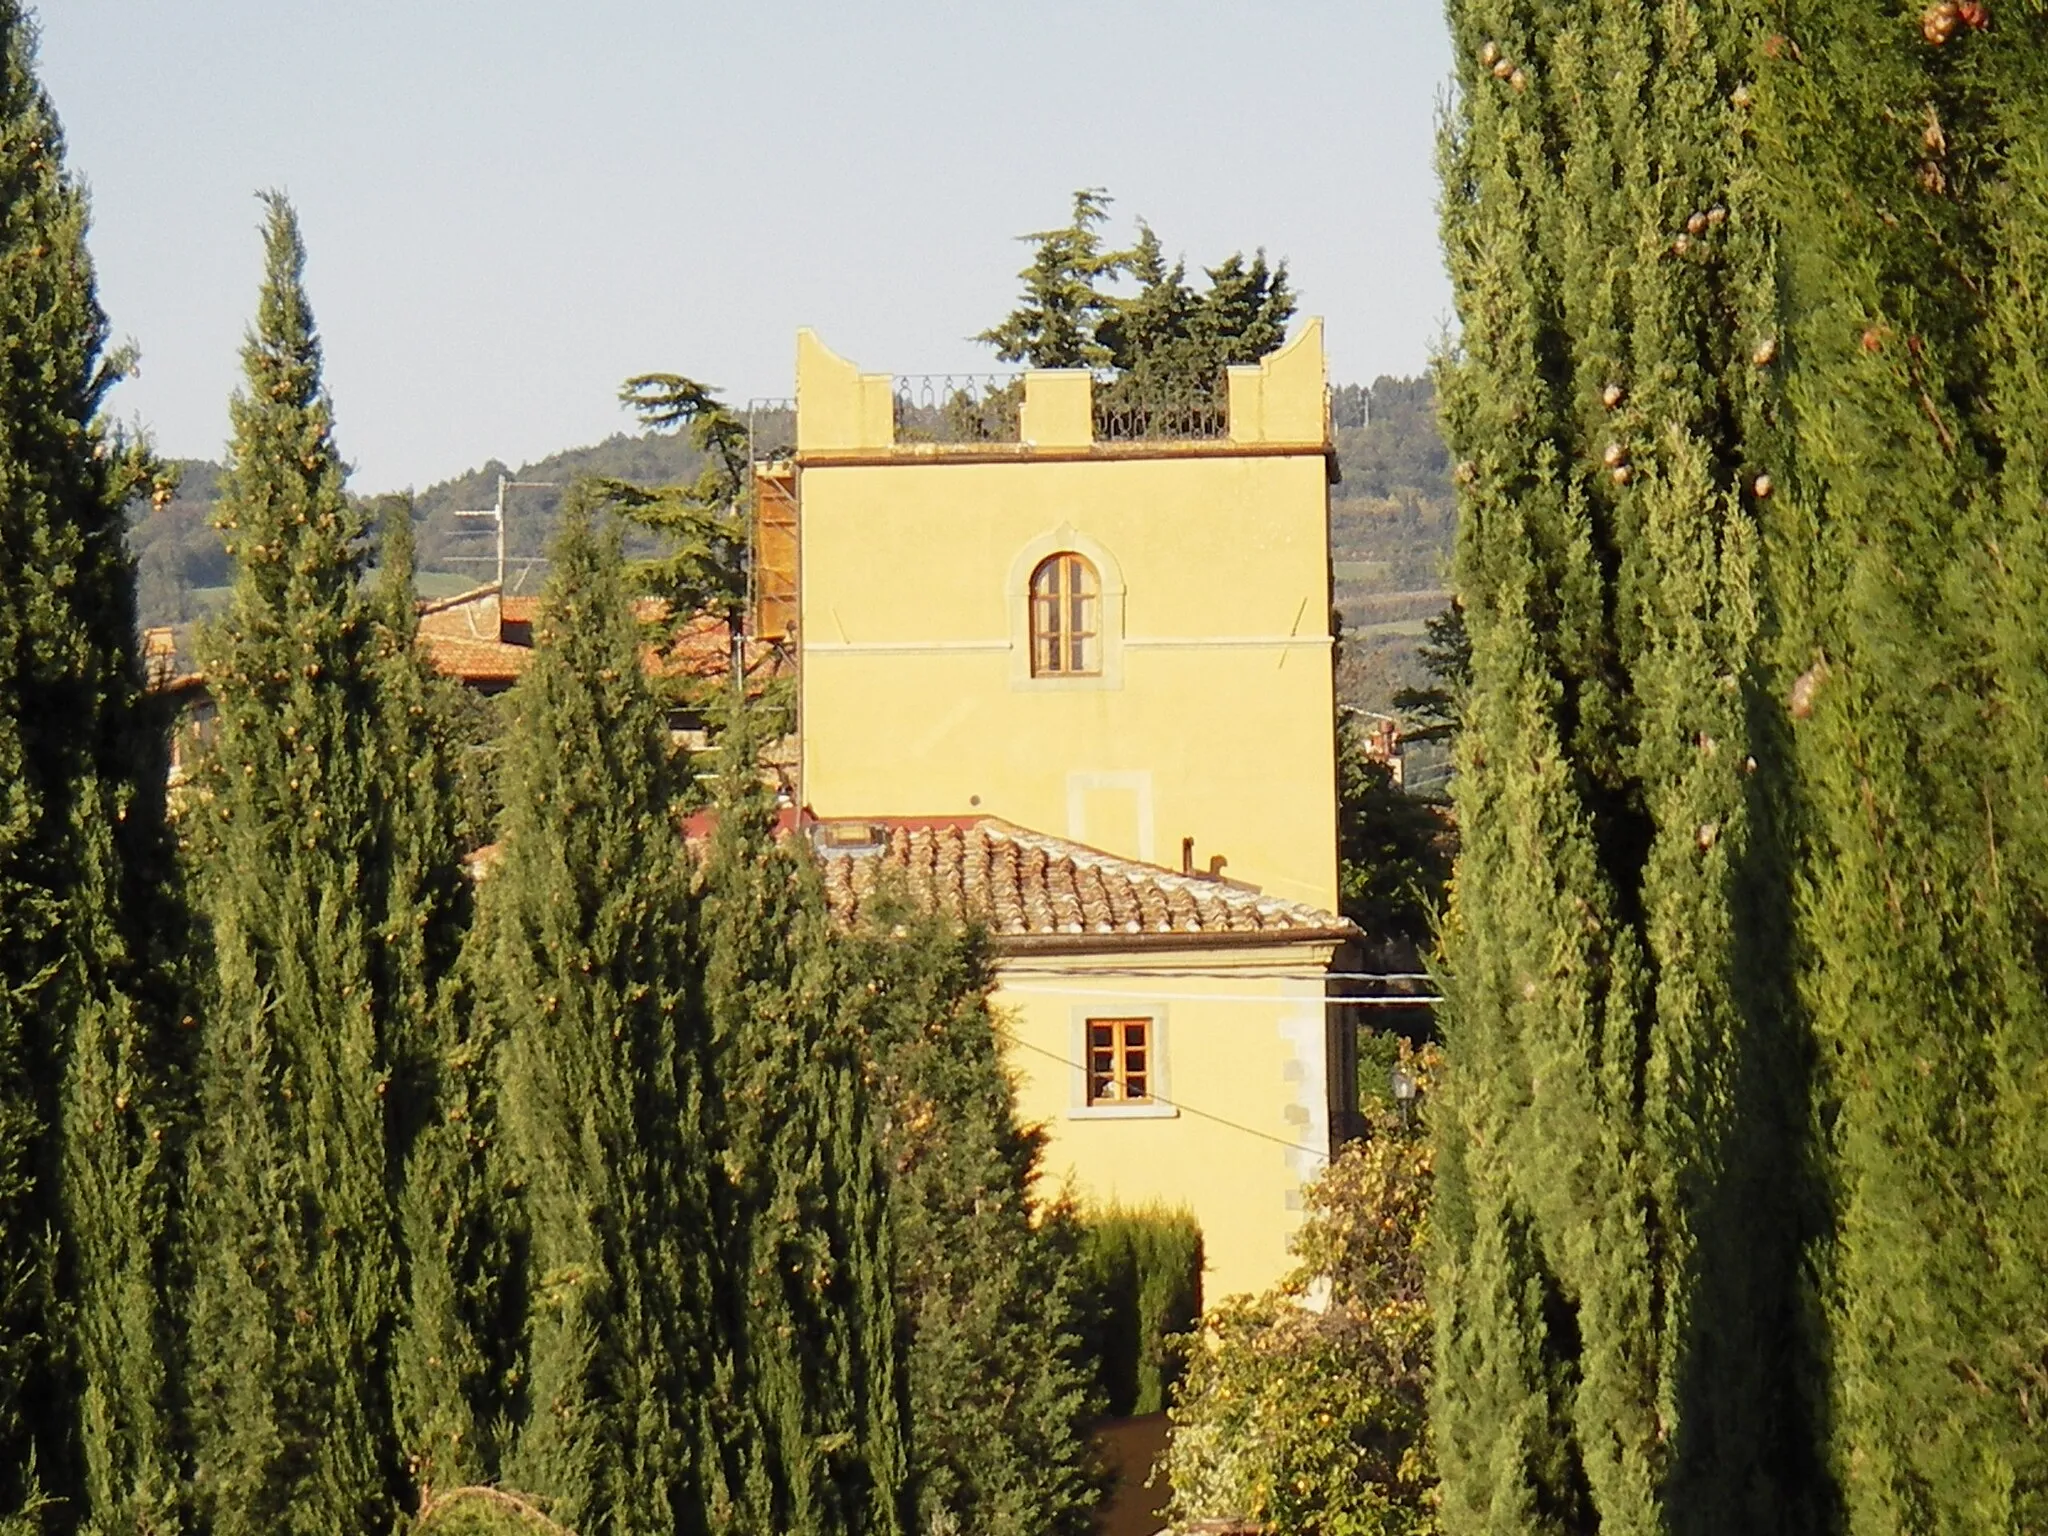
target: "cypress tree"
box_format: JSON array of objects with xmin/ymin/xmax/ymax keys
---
[
  {"xmin": 695, "ymin": 762, "xmax": 908, "ymax": 1536},
  {"xmin": 183, "ymin": 196, "xmax": 438, "ymax": 1536},
  {"xmin": 0, "ymin": 10, "xmax": 183, "ymax": 1530},
  {"xmin": 376, "ymin": 496, "xmax": 498, "ymax": 1505},
  {"xmin": 1755, "ymin": 11, "xmax": 2048, "ymax": 1528},
  {"xmin": 482, "ymin": 502, "xmax": 721, "ymax": 1535},
  {"xmin": 1429, "ymin": 6, "xmax": 1823, "ymax": 1532},
  {"xmin": 838, "ymin": 899, "xmax": 1101, "ymax": 1536}
]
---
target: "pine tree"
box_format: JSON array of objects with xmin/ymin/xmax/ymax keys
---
[
  {"xmin": 977, "ymin": 189, "xmax": 1119, "ymax": 371},
  {"xmin": 837, "ymin": 898, "xmax": 1102, "ymax": 1536},
  {"xmin": 1092, "ymin": 223, "xmax": 1199, "ymax": 387},
  {"xmin": 481, "ymin": 500, "xmax": 721, "ymax": 1535},
  {"xmin": 0, "ymin": 10, "xmax": 183, "ymax": 1530},
  {"xmin": 1429, "ymin": 7, "xmax": 1824, "ymax": 1532},
  {"xmin": 183, "ymin": 196, "xmax": 428, "ymax": 1536},
  {"xmin": 982, "ymin": 191, "xmax": 1297, "ymax": 398},
  {"xmin": 1754, "ymin": 10, "xmax": 2048, "ymax": 1529},
  {"xmin": 694, "ymin": 757, "xmax": 909, "ymax": 1536}
]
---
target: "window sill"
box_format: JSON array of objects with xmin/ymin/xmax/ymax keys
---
[
  {"xmin": 1011, "ymin": 672, "xmax": 1123, "ymax": 693},
  {"xmin": 1066, "ymin": 1104, "xmax": 1179, "ymax": 1121}
]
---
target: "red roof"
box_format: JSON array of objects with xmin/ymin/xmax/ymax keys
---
[
  {"xmin": 811, "ymin": 817, "xmax": 1355, "ymax": 948},
  {"xmin": 415, "ymin": 586, "xmax": 789, "ymax": 690}
]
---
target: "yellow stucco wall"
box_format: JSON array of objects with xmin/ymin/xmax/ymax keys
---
[
  {"xmin": 991, "ymin": 944, "xmax": 1342, "ymax": 1302},
  {"xmin": 793, "ymin": 326, "xmax": 1339, "ymax": 913},
  {"xmin": 788, "ymin": 325, "xmax": 1349, "ymax": 1296}
]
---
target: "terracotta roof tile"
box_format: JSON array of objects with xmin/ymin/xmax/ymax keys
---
[
  {"xmin": 419, "ymin": 631, "xmax": 533, "ymax": 685},
  {"xmin": 810, "ymin": 818, "xmax": 1354, "ymax": 946}
]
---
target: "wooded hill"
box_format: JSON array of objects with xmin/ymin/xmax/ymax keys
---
[{"xmin": 128, "ymin": 376, "xmax": 1456, "ymax": 722}]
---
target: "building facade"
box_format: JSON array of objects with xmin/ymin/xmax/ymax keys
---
[{"xmin": 781, "ymin": 325, "xmax": 1355, "ymax": 1298}]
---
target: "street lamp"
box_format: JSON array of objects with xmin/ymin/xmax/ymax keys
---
[{"xmin": 1390, "ymin": 1063, "xmax": 1419, "ymax": 1129}]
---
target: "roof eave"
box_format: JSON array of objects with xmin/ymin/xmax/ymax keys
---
[{"xmin": 991, "ymin": 926, "xmax": 1359, "ymax": 957}]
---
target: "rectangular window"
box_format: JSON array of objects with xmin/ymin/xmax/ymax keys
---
[{"xmin": 1086, "ymin": 1017, "xmax": 1153, "ymax": 1105}]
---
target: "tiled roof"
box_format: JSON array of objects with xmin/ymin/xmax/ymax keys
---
[
  {"xmin": 653, "ymin": 610, "xmax": 789, "ymax": 686},
  {"xmin": 419, "ymin": 630, "xmax": 533, "ymax": 685},
  {"xmin": 415, "ymin": 587, "xmax": 789, "ymax": 690},
  {"xmin": 814, "ymin": 818, "xmax": 1355, "ymax": 947},
  {"xmin": 416, "ymin": 587, "xmax": 531, "ymax": 684}
]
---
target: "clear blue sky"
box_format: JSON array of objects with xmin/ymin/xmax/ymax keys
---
[{"xmin": 38, "ymin": 1, "xmax": 1454, "ymax": 493}]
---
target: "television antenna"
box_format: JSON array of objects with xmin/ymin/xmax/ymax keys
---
[{"xmin": 448, "ymin": 474, "xmax": 559, "ymax": 591}]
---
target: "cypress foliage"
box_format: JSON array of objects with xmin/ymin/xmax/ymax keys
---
[
  {"xmin": 482, "ymin": 503, "xmax": 720, "ymax": 1535},
  {"xmin": 695, "ymin": 765, "xmax": 908, "ymax": 1536},
  {"xmin": 1072, "ymin": 1210, "xmax": 1202, "ymax": 1421},
  {"xmin": 183, "ymin": 197, "xmax": 436, "ymax": 1536},
  {"xmin": 1430, "ymin": 6, "xmax": 1823, "ymax": 1532},
  {"xmin": 376, "ymin": 497, "xmax": 498, "ymax": 1505},
  {"xmin": 1755, "ymin": 11, "xmax": 2048, "ymax": 1528},
  {"xmin": 0, "ymin": 10, "xmax": 182, "ymax": 1530},
  {"xmin": 838, "ymin": 902, "xmax": 1102, "ymax": 1536}
]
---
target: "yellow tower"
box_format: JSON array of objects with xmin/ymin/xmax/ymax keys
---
[{"xmin": 786, "ymin": 322, "xmax": 1339, "ymax": 912}]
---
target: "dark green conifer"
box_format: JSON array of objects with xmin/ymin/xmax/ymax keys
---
[
  {"xmin": 977, "ymin": 189, "xmax": 1119, "ymax": 371},
  {"xmin": 1430, "ymin": 6, "xmax": 1823, "ymax": 1532},
  {"xmin": 0, "ymin": 10, "xmax": 183, "ymax": 1530},
  {"xmin": 1756, "ymin": 11, "xmax": 2048, "ymax": 1528},
  {"xmin": 982, "ymin": 191, "xmax": 1296, "ymax": 399},
  {"xmin": 839, "ymin": 901, "xmax": 1102, "ymax": 1536},
  {"xmin": 481, "ymin": 501, "xmax": 721, "ymax": 1535},
  {"xmin": 183, "ymin": 196, "xmax": 431, "ymax": 1536},
  {"xmin": 695, "ymin": 760, "xmax": 909, "ymax": 1536},
  {"xmin": 376, "ymin": 497, "xmax": 498, "ymax": 1505}
]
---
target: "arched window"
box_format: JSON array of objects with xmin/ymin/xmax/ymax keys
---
[{"xmin": 1030, "ymin": 553, "xmax": 1100, "ymax": 677}]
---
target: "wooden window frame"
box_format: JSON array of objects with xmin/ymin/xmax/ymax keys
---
[
  {"xmin": 1067, "ymin": 1006, "xmax": 1176, "ymax": 1120},
  {"xmin": 1085, "ymin": 1017, "xmax": 1154, "ymax": 1106},
  {"xmin": 1029, "ymin": 552, "xmax": 1101, "ymax": 678}
]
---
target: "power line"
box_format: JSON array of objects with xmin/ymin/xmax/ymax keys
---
[{"xmin": 997, "ymin": 1029, "xmax": 1334, "ymax": 1164}]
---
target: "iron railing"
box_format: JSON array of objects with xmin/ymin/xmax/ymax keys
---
[
  {"xmin": 1092, "ymin": 376, "xmax": 1231, "ymax": 442},
  {"xmin": 892, "ymin": 373, "xmax": 1023, "ymax": 444},
  {"xmin": 754, "ymin": 373, "xmax": 1245, "ymax": 455}
]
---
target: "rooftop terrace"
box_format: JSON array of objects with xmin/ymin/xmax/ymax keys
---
[{"xmin": 751, "ymin": 320, "xmax": 1331, "ymax": 467}]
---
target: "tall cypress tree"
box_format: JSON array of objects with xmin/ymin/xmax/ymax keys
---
[
  {"xmin": 695, "ymin": 760, "xmax": 908, "ymax": 1536},
  {"xmin": 375, "ymin": 496, "xmax": 498, "ymax": 1506},
  {"xmin": 1756, "ymin": 10, "xmax": 2048, "ymax": 1529},
  {"xmin": 0, "ymin": 10, "xmax": 183, "ymax": 1530},
  {"xmin": 1429, "ymin": 7, "xmax": 1823, "ymax": 1532},
  {"xmin": 482, "ymin": 502, "xmax": 721, "ymax": 1535},
  {"xmin": 838, "ymin": 899, "xmax": 1102, "ymax": 1536},
  {"xmin": 183, "ymin": 196, "xmax": 429, "ymax": 1536}
]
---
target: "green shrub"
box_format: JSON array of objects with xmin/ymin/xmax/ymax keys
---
[
  {"xmin": 1165, "ymin": 1043, "xmax": 1439, "ymax": 1536},
  {"xmin": 1074, "ymin": 1207, "xmax": 1203, "ymax": 1417}
]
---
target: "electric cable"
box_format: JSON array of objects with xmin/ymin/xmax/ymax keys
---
[{"xmin": 996, "ymin": 1028, "xmax": 1336, "ymax": 1164}]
